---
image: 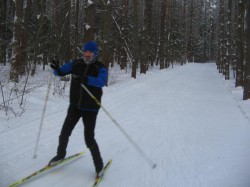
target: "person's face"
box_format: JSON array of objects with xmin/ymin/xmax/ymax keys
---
[{"xmin": 83, "ymin": 51, "xmax": 95, "ymax": 64}]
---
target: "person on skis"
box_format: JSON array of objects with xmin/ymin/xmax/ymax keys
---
[{"xmin": 49, "ymin": 41, "xmax": 108, "ymax": 177}]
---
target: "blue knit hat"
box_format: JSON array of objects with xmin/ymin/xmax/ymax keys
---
[{"xmin": 82, "ymin": 41, "xmax": 99, "ymax": 56}]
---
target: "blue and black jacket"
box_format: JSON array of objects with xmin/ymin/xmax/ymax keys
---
[{"xmin": 54, "ymin": 59, "xmax": 108, "ymax": 111}]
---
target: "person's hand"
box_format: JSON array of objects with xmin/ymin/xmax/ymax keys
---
[
  {"xmin": 72, "ymin": 74, "xmax": 88, "ymax": 84},
  {"xmin": 50, "ymin": 60, "xmax": 59, "ymax": 70}
]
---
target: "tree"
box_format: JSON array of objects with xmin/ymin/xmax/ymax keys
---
[
  {"xmin": 0, "ymin": 0, "xmax": 7, "ymax": 65},
  {"xmin": 118, "ymin": 0, "xmax": 128, "ymax": 70},
  {"xmin": 217, "ymin": 0, "xmax": 226, "ymax": 73},
  {"xmin": 140, "ymin": 0, "xmax": 153, "ymax": 73},
  {"xmin": 187, "ymin": 0, "xmax": 201, "ymax": 62},
  {"xmin": 225, "ymin": 0, "xmax": 232, "ymax": 80},
  {"xmin": 71, "ymin": 0, "xmax": 80, "ymax": 59},
  {"xmin": 235, "ymin": 0, "xmax": 245, "ymax": 87},
  {"xmin": 10, "ymin": 0, "xmax": 25, "ymax": 82},
  {"xmin": 159, "ymin": 0, "xmax": 167, "ymax": 69},
  {"xmin": 100, "ymin": 0, "xmax": 112, "ymax": 69},
  {"xmin": 84, "ymin": 0, "xmax": 95, "ymax": 43},
  {"xmin": 131, "ymin": 0, "xmax": 139, "ymax": 78},
  {"xmin": 243, "ymin": 0, "xmax": 250, "ymax": 100}
]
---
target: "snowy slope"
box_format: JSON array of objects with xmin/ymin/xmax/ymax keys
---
[{"xmin": 1, "ymin": 63, "xmax": 250, "ymax": 187}]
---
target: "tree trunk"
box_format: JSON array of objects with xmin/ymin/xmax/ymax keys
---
[
  {"xmin": 225, "ymin": 0, "xmax": 232, "ymax": 80},
  {"xmin": 0, "ymin": 0, "xmax": 7, "ymax": 65},
  {"xmin": 119, "ymin": 0, "xmax": 128, "ymax": 70},
  {"xmin": 53, "ymin": 0, "xmax": 61, "ymax": 58},
  {"xmin": 72, "ymin": 0, "xmax": 80, "ymax": 59},
  {"xmin": 217, "ymin": 0, "xmax": 226, "ymax": 74},
  {"xmin": 61, "ymin": 0, "xmax": 71, "ymax": 61},
  {"xmin": 131, "ymin": 0, "xmax": 139, "ymax": 79},
  {"xmin": 159, "ymin": 0, "xmax": 167, "ymax": 69},
  {"xmin": 243, "ymin": 0, "xmax": 250, "ymax": 100},
  {"xmin": 140, "ymin": 0, "xmax": 152, "ymax": 73},
  {"xmin": 10, "ymin": 0, "xmax": 24, "ymax": 82},
  {"xmin": 183, "ymin": 0, "xmax": 188, "ymax": 64},
  {"xmin": 187, "ymin": 0, "xmax": 194, "ymax": 62},
  {"xmin": 84, "ymin": 0, "xmax": 95, "ymax": 42},
  {"xmin": 101, "ymin": 0, "xmax": 112, "ymax": 70},
  {"xmin": 235, "ymin": 0, "xmax": 244, "ymax": 87}
]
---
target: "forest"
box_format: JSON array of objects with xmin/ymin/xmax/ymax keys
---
[{"xmin": 0, "ymin": 0, "xmax": 250, "ymax": 116}]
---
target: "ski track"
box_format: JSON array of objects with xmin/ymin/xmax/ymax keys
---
[{"xmin": 1, "ymin": 63, "xmax": 250, "ymax": 187}]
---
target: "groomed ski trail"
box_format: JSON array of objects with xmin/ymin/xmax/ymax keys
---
[{"xmin": 1, "ymin": 63, "xmax": 250, "ymax": 187}]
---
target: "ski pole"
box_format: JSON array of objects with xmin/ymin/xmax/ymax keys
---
[
  {"xmin": 80, "ymin": 83, "xmax": 157, "ymax": 169},
  {"xmin": 33, "ymin": 71, "xmax": 53, "ymax": 159}
]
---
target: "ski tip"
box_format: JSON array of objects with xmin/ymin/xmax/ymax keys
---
[
  {"xmin": 79, "ymin": 151, "xmax": 85, "ymax": 155},
  {"xmin": 108, "ymin": 159, "xmax": 112, "ymax": 163}
]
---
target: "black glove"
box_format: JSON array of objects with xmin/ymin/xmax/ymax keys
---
[
  {"xmin": 50, "ymin": 60, "xmax": 59, "ymax": 70},
  {"xmin": 72, "ymin": 74, "xmax": 88, "ymax": 84},
  {"xmin": 50, "ymin": 60, "xmax": 65, "ymax": 76}
]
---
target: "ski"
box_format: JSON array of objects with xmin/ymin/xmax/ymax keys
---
[
  {"xmin": 8, "ymin": 151, "xmax": 85, "ymax": 187},
  {"xmin": 92, "ymin": 159, "xmax": 112, "ymax": 187}
]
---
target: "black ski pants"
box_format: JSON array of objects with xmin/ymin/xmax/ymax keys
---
[{"xmin": 59, "ymin": 104, "xmax": 99, "ymax": 149}]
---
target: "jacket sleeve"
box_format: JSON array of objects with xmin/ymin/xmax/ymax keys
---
[
  {"xmin": 87, "ymin": 67, "xmax": 108, "ymax": 88},
  {"xmin": 53, "ymin": 60, "xmax": 74, "ymax": 76}
]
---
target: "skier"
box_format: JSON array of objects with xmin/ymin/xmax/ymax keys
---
[{"xmin": 49, "ymin": 41, "xmax": 108, "ymax": 177}]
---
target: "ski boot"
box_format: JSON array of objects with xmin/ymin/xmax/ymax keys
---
[
  {"xmin": 48, "ymin": 140, "xmax": 67, "ymax": 166},
  {"xmin": 48, "ymin": 153, "xmax": 66, "ymax": 166}
]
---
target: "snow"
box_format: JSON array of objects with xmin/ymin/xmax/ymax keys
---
[
  {"xmin": 211, "ymin": 5, "xmax": 217, "ymax": 9},
  {"xmin": 88, "ymin": 0, "xmax": 94, "ymax": 5},
  {"xmin": 1, "ymin": 63, "xmax": 250, "ymax": 187},
  {"xmin": 85, "ymin": 24, "xmax": 91, "ymax": 30}
]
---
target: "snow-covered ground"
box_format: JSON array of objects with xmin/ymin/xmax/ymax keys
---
[{"xmin": 1, "ymin": 63, "xmax": 250, "ymax": 187}]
